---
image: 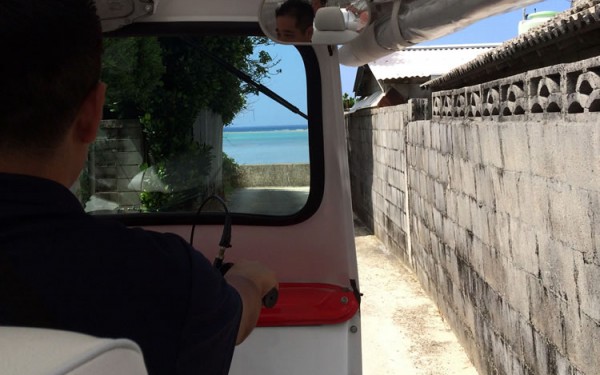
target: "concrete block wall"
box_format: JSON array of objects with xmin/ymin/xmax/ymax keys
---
[
  {"xmin": 347, "ymin": 56, "xmax": 600, "ymax": 374},
  {"xmin": 91, "ymin": 119, "xmax": 144, "ymax": 209},
  {"xmin": 346, "ymin": 103, "xmax": 416, "ymax": 264},
  {"xmin": 238, "ymin": 164, "xmax": 310, "ymax": 187}
]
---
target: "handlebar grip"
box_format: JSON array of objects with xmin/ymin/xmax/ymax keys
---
[{"xmin": 262, "ymin": 287, "xmax": 279, "ymax": 308}]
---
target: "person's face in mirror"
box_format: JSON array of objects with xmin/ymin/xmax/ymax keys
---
[
  {"xmin": 276, "ymin": 15, "xmax": 313, "ymax": 42},
  {"xmin": 275, "ymin": 0, "xmax": 315, "ymax": 43}
]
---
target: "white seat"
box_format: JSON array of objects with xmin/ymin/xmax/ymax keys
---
[
  {"xmin": 0, "ymin": 327, "xmax": 148, "ymax": 375},
  {"xmin": 312, "ymin": 7, "xmax": 359, "ymax": 44}
]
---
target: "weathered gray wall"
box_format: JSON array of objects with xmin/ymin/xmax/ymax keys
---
[
  {"xmin": 346, "ymin": 56, "xmax": 600, "ymax": 375},
  {"xmin": 91, "ymin": 119, "xmax": 144, "ymax": 209},
  {"xmin": 238, "ymin": 164, "xmax": 310, "ymax": 187},
  {"xmin": 346, "ymin": 104, "xmax": 412, "ymax": 265}
]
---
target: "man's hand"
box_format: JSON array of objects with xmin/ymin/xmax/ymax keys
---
[{"xmin": 224, "ymin": 261, "xmax": 278, "ymax": 344}]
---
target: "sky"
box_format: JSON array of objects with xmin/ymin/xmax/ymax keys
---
[{"xmin": 232, "ymin": 0, "xmax": 572, "ymax": 127}]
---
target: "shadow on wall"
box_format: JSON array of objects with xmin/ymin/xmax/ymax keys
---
[{"xmin": 345, "ymin": 111, "xmax": 375, "ymax": 233}]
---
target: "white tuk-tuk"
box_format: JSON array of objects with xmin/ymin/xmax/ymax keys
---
[{"xmin": 1, "ymin": 0, "xmax": 543, "ymax": 373}]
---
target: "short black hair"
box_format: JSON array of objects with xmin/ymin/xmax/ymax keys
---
[
  {"xmin": 276, "ymin": 0, "xmax": 315, "ymax": 33},
  {"xmin": 0, "ymin": 0, "xmax": 103, "ymax": 155}
]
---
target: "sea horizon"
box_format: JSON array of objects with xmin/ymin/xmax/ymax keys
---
[
  {"xmin": 223, "ymin": 123, "xmax": 309, "ymax": 165},
  {"xmin": 224, "ymin": 123, "xmax": 308, "ymax": 133}
]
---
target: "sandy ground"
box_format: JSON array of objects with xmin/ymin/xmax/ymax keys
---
[{"xmin": 355, "ymin": 219, "xmax": 478, "ymax": 375}]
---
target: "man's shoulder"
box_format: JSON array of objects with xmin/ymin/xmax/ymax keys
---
[{"xmin": 85, "ymin": 217, "xmax": 194, "ymax": 257}]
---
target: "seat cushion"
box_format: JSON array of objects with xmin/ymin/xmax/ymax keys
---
[{"xmin": 0, "ymin": 327, "xmax": 147, "ymax": 375}]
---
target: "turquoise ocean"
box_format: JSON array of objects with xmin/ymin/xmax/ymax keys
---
[{"xmin": 223, "ymin": 124, "xmax": 309, "ymax": 165}]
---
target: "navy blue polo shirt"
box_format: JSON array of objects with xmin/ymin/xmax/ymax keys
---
[{"xmin": 0, "ymin": 173, "xmax": 242, "ymax": 375}]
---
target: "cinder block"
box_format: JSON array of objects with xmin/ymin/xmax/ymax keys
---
[
  {"xmin": 494, "ymin": 170, "xmax": 521, "ymax": 218},
  {"xmin": 487, "ymin": 298, "xmax": 525, "ymax": 373},
  {"xmin": 437, "ymin": 154, "xmax": 450, "ymax": 185},
  {"xmin": 517, "ymin": 174, "xmax": 550, "ymax": 232},
  {"xmin": 468, "ymin": 229, "xmax": 484, "ymax": 278},
  {"xmin": 465, "ymin": 122, "xmax": 483, "ymax": 165},
  {"xmin": 434, "ymin": 181, "xmax": 446, "ymax": 214},
  {"xmin": 423, "ymin": 121, "xmax": 432, "ymax": 150},
  {"xmin": 475, "ymin": 165, "xmax": 496, "ymax": 211},
  {"xmin": 527, "ymin": 277, "xmax": 568, "ymax": 354},
  {"xmin": 457, "ymin": 193, "xmax": 473, "ymax": 231},
  {"xmin": 481, "ymin": 242, "xmax": 508, "ymax": 297},
  {"xmin": 528, "ymin": 121, "xmax": 561, "ymax": 179},
  {"xmin": 556, "ymin": 123, "xmax": 600, "ymax": 192},
  {"xmin": 564, "ymin": 302, "xmax": 600, "ymax": 375},
  {"xmin": 498, "ymin": 121, "xmax": 532, "ymax": 173},
  {"xmin": 442, "ymin": 216, "xmax": 457, "ymax": 250},
  {"xmin": 448, "ymin": 157, "xmax": 463, "ymax": 191},
  {"xmin": 430, "ymin": 121, "xmax": 441, "ymax": 151},
  {"xmin": 574, "ymin": 252, "xmax": 600, "ymax": 322},
  {"xmin": 548, "ymin": 181, "xmax": 593, "ymax": 253},
  {"xmin": 489, "ymin": 211, "xmax": 511, "ymax": 256},
  {"xmin": 499, "ymin": 74, "xmax": 528, "ymax": 118},
  {"xmin": 505, "ymin": 266, "xmax": 531, "ymax": 319},
  {"xmin": 479, "ymin": 123, "xmax": 504, "ymax": 169},
  {"xmin": 471, "ymin": 199, "xmax": 490, "ymax": 246},
  {"xmin": 453, "ymin": 122, "xmax": 469, "ymax": 160},
  {"xmin": 445, "ymin": 122, "xmax": 455, "ymax": 155},
  {"xmin": 532, "ymin": 328, "xmax": 552, "ymax": 375},
  {"xmin": 446, "ymin": 190, "xmax": 458, "ymax": 225},
  {"xmin": 538, "ymin": 236, "xmax": 578, "ymax": 306},
  {"xmin": 460, "ymin": 158, "xmax": 477, "ymax": 199},
  {"xmin": 520, "ymin": 321, "xmax": 536, "ymax": 372},
  {"xmin": 454, "ymin": 225, "xmax": 472, "ymax": 263},
  {"xmin": 510, "ymin": 219, "xmax": 540, "ymax": 276}
]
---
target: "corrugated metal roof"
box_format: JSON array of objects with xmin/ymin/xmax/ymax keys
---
[
  {"xmin": 425, "ymin": 1, "xmax": 600, "ymax": 89},
  {"xmin": 368, "ymin": 44, "xmax": 500, "ymax": 81},
  {"xmin": 346, "ymin": 90, "xmax": 385, "ymax": 113}
]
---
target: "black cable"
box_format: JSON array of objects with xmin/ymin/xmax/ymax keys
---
[
  {"xmin": 189, "ymin": 194, "xmax": 232, "ymax": 251},
  {"xmin": 189, "ymin": 195, "xmax": 278, "ymax": 308}
]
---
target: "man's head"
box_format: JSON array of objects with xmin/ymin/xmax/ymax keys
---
[
  {"xmin": 0, "ymin": 0, "xmax": 103, "ymax": 158},
  {"xmin": 275, "ymin": 0, "xmax": 315, "ymax": 43},
  {"xmin": 311, "ymin": 0, "xmax": 327, "ymax": 13}
]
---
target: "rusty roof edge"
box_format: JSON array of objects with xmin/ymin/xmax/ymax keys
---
[{"xmin": 423, "ymin": 0, "xmax": 600, "ymax": 89}]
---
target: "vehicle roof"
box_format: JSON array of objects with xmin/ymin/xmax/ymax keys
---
[{"xmin": 144, "ymin": 0, "xmax": 263, "ymax": 23}]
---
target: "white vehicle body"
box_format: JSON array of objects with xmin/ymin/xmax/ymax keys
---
[
  {"xmin": 3, "ymin": 0, "xmax": 547, "ymax": 373},
  {"xmin": 100, "ymin": 1, "xmax": 362, "ymax": 374}
]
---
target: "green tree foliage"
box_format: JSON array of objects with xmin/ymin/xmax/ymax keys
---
[
  {"xmin": 102, "ymin": 37, "xmax": 165, "ymax": 119},
  {"xmin": 343, "ymin": 92, "xmax": 356, "ymax": 110},
  {"xmin": 101, "ymin": 36, "xmax": 276, "ymax": 211},
  {"xmin": 222, "ymin": 152, "xmax": 243, "ymax": 195}
]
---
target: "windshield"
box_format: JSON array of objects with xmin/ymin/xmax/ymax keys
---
[{"xmin": 72, "ymin": 35, "xmax": 320, "ymax": 221}]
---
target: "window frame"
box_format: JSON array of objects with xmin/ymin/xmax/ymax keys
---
[{"xmin": 96, "ymin": 23, "xmax": 324, "ymax": 227}]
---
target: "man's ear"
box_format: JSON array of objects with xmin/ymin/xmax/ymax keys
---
[
  {"xmin": 306, "ymin": 26, "xmax": 314, "ymax": 42},
  {"xmin": 74, "ymin": 82, "xmax": 106, "ymax": 144}
]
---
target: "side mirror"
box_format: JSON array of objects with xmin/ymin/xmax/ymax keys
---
[{"xmin": 259, "ymin": 0, "xmax": 370, "ymax": 45}]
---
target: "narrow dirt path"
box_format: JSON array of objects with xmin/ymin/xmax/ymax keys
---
[{"xmin": 355, "ymin": 219, "xmax": 478, "ymax": 375}]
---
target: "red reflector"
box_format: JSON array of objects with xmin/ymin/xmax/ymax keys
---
[{"xmin": 257, "ymin": 283, "xmax": 359, "ymax": 327}]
